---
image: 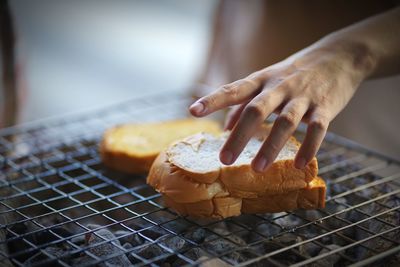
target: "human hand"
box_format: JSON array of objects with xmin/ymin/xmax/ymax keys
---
[{"xmin": 189, "ymin": 38, "xmax": 374, "ymax": 172}]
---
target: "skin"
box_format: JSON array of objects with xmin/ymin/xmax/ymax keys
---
[{"xmin": 190, "ymin": 6, "xmax": 400, "ymax": 173}]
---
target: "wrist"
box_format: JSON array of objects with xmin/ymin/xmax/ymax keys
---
[{"xmin": 321, "ymin": 32, "xmax": 377, "ymax": 80}]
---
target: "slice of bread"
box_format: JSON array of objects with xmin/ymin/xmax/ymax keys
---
[
  {"xmin": 241, "ymin": 177, "xmax": 326, "ymax": 214},
  {"xmin": 163, "ymin": 194, "xmax": 243, "ymax": 218},
  {"xmin": 161, "ymin": 177, "xmax": 325, "ymax": 218},
  {"xmin": 165, "ymin": 131, "xmax": 318, "ymax": 197},
  {"xmin": 147, "ymin": 151, "xmax": 229, "ymax": 203},
  {"xmin": 101, "ymin": 119, "xmax": 221, "ymax": 174},
  {"xmin": 147, "ymin": 130, "xmax": 324, "ymax": 219}
]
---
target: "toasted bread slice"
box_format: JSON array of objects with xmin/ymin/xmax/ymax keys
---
[
  {"xmin": 241, "ymin": 176, "xmax": 326, "ymax": 214},
  {"xmin": 165, "ymin": 131, "xmax": 318, "ymax": 197},
  {"xmin": 101, "ymin": 119, "xmax": 221, "ymax": 174},
  {"xmin": 161, "ymin": 177, "xmax": 325, "ymax": 218}
]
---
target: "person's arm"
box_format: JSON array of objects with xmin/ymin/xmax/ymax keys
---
[
  {"xmin": 190, "ymin": 6, "xmax": 400, "ymax": 173},
  {"xmin": 0, "ymin": 0, "xmax": 17, "ymax": 128}
]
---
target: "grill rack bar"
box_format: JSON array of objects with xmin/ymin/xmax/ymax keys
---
[{"xmin": 1, "ymin": 91, "xmax": 399, "ymax": 267}]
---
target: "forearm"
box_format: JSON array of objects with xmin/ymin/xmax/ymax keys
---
[
  {"xmin": 196, "ymin": 0, "xmax": 231, "ymax": 88},
  {"xmin": 319, "ymin": 6, "xmax": 400, "ymax": 79}
]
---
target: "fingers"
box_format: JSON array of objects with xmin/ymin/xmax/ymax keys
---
[
  {"xmin": 252, "ymin": 99, "xmax": 309, "ymax": 173},
  {"xmin": 295, "ymin": 111, "xmax": 329, "ymax": 169},
  {"xmin": 224, "ymin": 103, "xmax": 247, "ymax": 131},
  {"xmin": 189, "ymin": 77, "xmax": 263, "ymax": 117},
  {"xmin": 220, "ymin": 90, "xmax": 284, "ymax": 165}
]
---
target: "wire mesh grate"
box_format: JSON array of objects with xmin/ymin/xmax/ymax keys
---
[{"xmin": 0, "ymin": 91, "xmax": 399, "ymax": 267}]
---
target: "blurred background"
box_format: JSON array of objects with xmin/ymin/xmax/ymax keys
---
[
  {"xmin": 1, "ymin": 0, "xmax": 399, "ymax": 160},
  {"xmin": 8, "ymin": 0, "xmax": 216, "ymax": 123}
]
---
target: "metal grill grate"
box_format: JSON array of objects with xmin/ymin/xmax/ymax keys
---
[{"xmin": 0, "ymin": 91, "xmax": 399, "ymax": 267}]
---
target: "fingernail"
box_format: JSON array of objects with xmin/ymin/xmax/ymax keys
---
[
  {"xmin": 189, "ymin": 102, "xmax": 205, "ymax": 115},
  {"xmin": 220, "ymin": 150, "xmax": 233, "ymax": 165},
  {"xmin": 223, "ymin": 120, "xmax": 231, "ymax": 131},
  {"xmin": 295, "ymin": 157, "xmax": 306, "ymax": 169},
  {"xmin": 253, "ymin": 157, "xmax": 269, "ymax": 173}
]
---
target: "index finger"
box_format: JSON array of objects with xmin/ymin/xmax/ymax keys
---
[{"xmin": 189, "ymin": 77, "xmax": 263, "ymax": 117}]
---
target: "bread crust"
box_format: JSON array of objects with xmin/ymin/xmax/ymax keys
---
[
  {"xmin": 147, "ymin": 152, "xmax": 325, "ymax": 218},
  {"xmin": 242, "ymin": 177, "xmax": 326, "ymax": 214},
  {"xmin": 163, "ymin": 195, "xmax": 242, "ymax": 219},
  {"xmin": 159, "ymin": 178, "xmax": 325, "ymax": 218},
  {"xmin": 148, "ymin": 152, "xmax": 228, "ymax": 203},
  {"xmin": 220, "ymin": 158, "xmax": 317, "ymax": 198}
]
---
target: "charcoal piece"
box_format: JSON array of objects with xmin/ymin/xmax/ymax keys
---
[
  {"xmin": 24, "ymin": 247, "xmax": 65, "ymax": 267},
  {"xmin": 43, "ymin": 246, "xmax": 66, "ymax": 259},
  {"xmin": 115, "ymin": 230, "xmax": 144, "ymax": 247},
  {"xmin": 50, "ymin": 227, "xmax": 73, "ymax": 238},
  {"xmin": 6, "ymin": 223, "xmax": 37, "ymax": 262},
  {"xmin": 24, "ymin": 251, "xmax": 49, "ymax": 266},
  {"xmin": 202, "ymin": 230, "xmax": 247, "ymax": 263},
  {"xmin": 86, "ymin": 224, "xmax": 101, "ymax": 229},
  {"xmin": 157, "ymin": 235, "xmax": 187, "ymax": 251},
  {"xmin": 162, "ymin": 219, "xmax": 192, "ymax": 233},
  {"xmin": 123, "ymin": 242, "xmax": 133, "ymax": 252},
  {"xmin": 251, "ymin": 223, "xmax": 280, "ymax": 240},
  {"xmin": 152, "ymin": 235, "xmax": 187, "ymax": 266},
  {"xmin": 261, "ymin": 234, "xmax": 304, "ymax": 263},
  {"xmin": 330, "ymin": 183, "xmax": 347, "ymax": 195},
  {"xmin": 8, "ymin": 222, "xmax": 28, "ymax": 234},
  {"xmin": 71, "ymin": 234, "xmax": 86, "ymax": 245},
  {"xmin": 183, "ymin": 228, "xmax": 206, "ymax": 244},
  {"xmin": 358, "ymin": 187, "xmax": 380, "ymax": 200},
  {"xmin": 299, "ymin": 240, "xmax": 321, "ymax": 257},
  {"xmin": 184, "ymin": 247, "xmax": 208, "ymax": 260},
  {"xmin": 353, "ymin": 178, "xmax": 379, "ymax": 199},
  {"xmin": 232, "ymin": 214, "xmax": 263, "ymax": 229},
  {"xmin": 203, "ymin": 238, "xmax": 236, "ymax": 255},
  {"xmin": 378, "ymin": 251, "xmax": 400, "ymax": 267},
  {"xmin": 355, "ymin": 217, "xmax": 400, "ymax": 260},
  {"xmin": 221, "ymin": 251, "xmax": 248, "ymax": 264},
  {"xmin": 321, "ymin": 217, "xmax": 354, "ymax": 246},
  {"xmin": 141, "ymin": 226, "xmax": 168, "ymax": 240},
  {"xmin": 122, "ymin": 243, "xmax": 136, "ymax": 264},
  {"xmin": 86, "ymin": 228, "xmax": 131, "ymax": 266},
  {"xmin": 129, "ymin": 242, "xmax": 167, "ymax": 264},
  {"xmin": 172, "ymin": 248, "xmax": 209, "ymax": 266},
  {"xmin": 321, "ymin": 202, "xmax": 360, "ymax": 246},
  {"xmin": 210, "ymin": 228, "xmax": 247, "ymax": 246},
  {"xmin": 0, "ymin": 227, "xmax": 13, "ymax": 267},
  {"xmin": 196, "ymin": 256, "xmax": 232, "ymax": 267},
  {"xmin": 295, "ymin": 210, "xmax": 322, "ymax": 221},
  {"xmin": 355, "ymin": 198, "xmax": 400, "ymax": 260},
  {"xmin": 32, "ymin": 227, "xmax": 71, "ymax": 245},
  {"xmin": 196, "ymin": 235, "xmax": 246, "ymax": 264},
  {"xmin": 320, "ymin": 235, "xmax": 331, "ymax": 244},
  {"xmin": 273, "ymin": 215, "xmax": 303, "ymax": 230},
  {"xmin": 226, "ymin": 248, "xmax": 262, "ymax": 265},
  {"xmin": 310, "ymin": 244, "xmax": 342, "ymax": 267},
  {"xmin": 71, "ymin": 255, "xmax": 97, "ymax": 267}
]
